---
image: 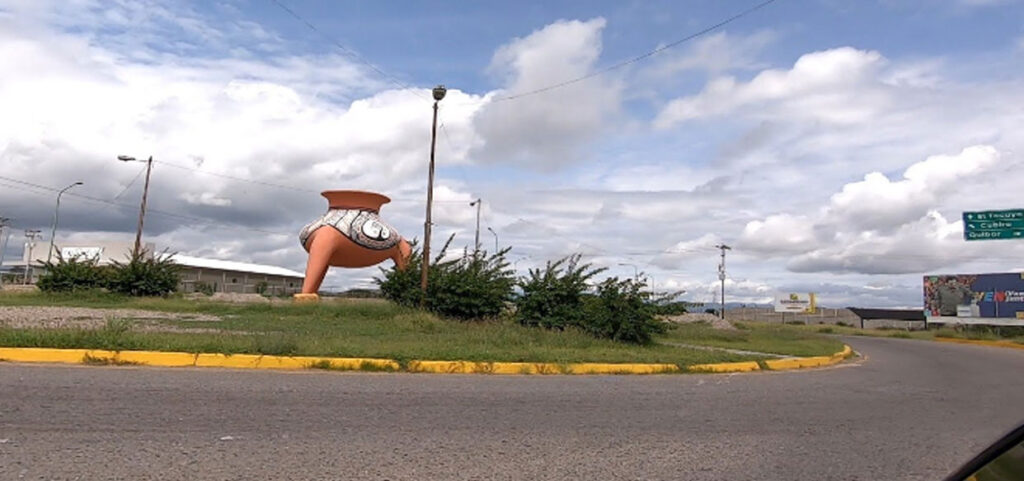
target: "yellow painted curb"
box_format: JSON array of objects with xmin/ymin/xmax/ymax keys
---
[
  {"xmin": 935, "ymin": 337, "xmax": 1024, "ymax": 351},
  {"xmin": 0, "ymin": 345, "xmax": 854, "ymax": 375},
  {"xmin": 764, "ymin": 344, "xmax": 853, "ymax": 371},
  {"xmin": 0, "ymin": 347, "xmax": 399, "ymax": 371},
  {"xmin": 407, "ymin": 360, "xmax": 680, "ymax": 375},
  {"xmin": 688, "ymin": 361, "xmax": 761, "ymax": 373}
]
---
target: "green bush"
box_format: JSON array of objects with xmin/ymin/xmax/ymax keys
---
[
  {"xmin": 579, "ymin": 277, "xmax": 667, "ymax": 345},
  {"xmin": 376, "ymin": 237, "xmax": 516, "ymax": 320},
  {"xmin": 194, "ymin": 281, "xmax": 215, "ymax": 296},
  {"xmin": 37, "ymin": 251, "xmax": 108, "ymax": 292},
  {"xmin": 106, "ymin": 249, "xmax": 180, "ymax": 297},
  {"xmin": 376, "ymin": 241, "xmax": 425, "ymax": 307},
  {"xmin": 514, "ymin": 255, "xmax": 603, "ymax": 330}
]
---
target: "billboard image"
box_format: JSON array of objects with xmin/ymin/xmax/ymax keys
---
[
  {"xmin": 923, "ymin": 273, "xmax": 1024, "ymax": 326},
  {"xmin": 774, "ymin": 293, "xmax": 816, "ymax": 313}
]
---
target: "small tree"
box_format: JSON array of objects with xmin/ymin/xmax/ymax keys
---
[
  {"xmin": 376, "ymin": 237, "xmax": 516, "ymax": 320},
  {"xmin": 106, "ymin": 249, "xmax": 180, "ymax": 296},
  {"xmin": 514, "ymin": 255, "xmax": 604, "ymax": 330},
  {"xmin": 580, "ymin": 277, "xmax": 667, "ymax": 345},
  {"xmin": 37, "ymin": 251, "xmax": 107, "ymax": 292}
]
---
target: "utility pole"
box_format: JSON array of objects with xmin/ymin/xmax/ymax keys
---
[
  {"xmin": 0, "ymin": 217, "xmax": 9, "ymax": 288},
  {"xmin": 421, "ymin": 85, "xmax": 447, "ymax": 305},
  {"xmin": 715, "ymin": 244, "xmax": 731, "ymax": 320},
  {"xmin": 24, "ymin": 230, "xmax": 41, "ymax": 285},
  {"xmin": 117, "ymin": 155, "xmax": 154, "ymax": 257},
  {"xmin": 469, "ymin": 198, "xmax": 482, "ymax": 255}
]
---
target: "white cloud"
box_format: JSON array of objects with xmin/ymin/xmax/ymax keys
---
[
  {"xmin": 738, "ymin": 145, "xmax": 1022, "ymax": 275},
  {"xmin": 647, "ymin": 30, "xmax": 777, "ymax": 77},
  {"xmin": 182, "ymin": 192, "xmax": 232, "ymax": 207},
  {"xmin": 471, "ymin": 18, "xmax": 622, "ymax": 168},
  {"xmin": 655, "ymin": 47, "xmax": 889, "ymax": 128}
]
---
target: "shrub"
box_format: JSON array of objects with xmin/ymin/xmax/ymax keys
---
[
  {"xmin": 37, "ymin": 251, "xmax": 107, "ymax": 292},
  {"xmin": 376, "ymin": 241, "xmax": 426, "ymax": 307},
  {"xmin": 255, "ymin": 281, "xmax": 269, "ymax": 296},
  {"xmin": 514, "ymin": 255, "xmax": 603, "ymax": 330},
  {"xmin": 194, "ymin": 281, "xmax": 215, "ymax": 296},
  {"xmin": 376, "ymin": 237, "xmax": 516, "ymax": 320},
  {"xmin": 106, "ymin": 249, "xmax": 180, "ymax": 296},
  {"xmin": 579, "ymin": 277, "xmax": 667, "ymax": 345}
]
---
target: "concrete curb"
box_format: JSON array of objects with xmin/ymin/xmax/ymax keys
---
[
  {"xmin": 934, "ymin": 337, "xmax": 1024, "ymax": 351},
  {"xmin": 0, "ymin": 348, "xmax": 400, "ymax": 371},
  {"xmin": 690, "ymin": 344, "xmax": 853, "ymax": 373},
  {"xmin": 0, "ymin": 345, "xmax": 855, "ymax": 375}
]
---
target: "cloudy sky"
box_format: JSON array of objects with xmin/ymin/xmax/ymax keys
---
[{"xmin": 2, "ymin": 0, "xmax": 1023, "ymax": 307}]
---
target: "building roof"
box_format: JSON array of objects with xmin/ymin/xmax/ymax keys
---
[
  {"xmin": 847, "ymin": 307, "xmax": 925, "ymax": 321},
  {"xmin": 169, "ymin": 254, "xmax": 304, "ymax": 279}
]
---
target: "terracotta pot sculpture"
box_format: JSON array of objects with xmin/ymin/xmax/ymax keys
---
[{"xmin": 294, "ymin": 190, "xmax": 412, "ymax": 301}]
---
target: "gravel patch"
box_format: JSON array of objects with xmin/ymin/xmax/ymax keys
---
[
  {"xmin": 662, "ymin": 313, "xmax": 737, "ymax": 330},
  {"xmin": 0, "ymin": 306, "xmax": 221, "ymax": 333}
]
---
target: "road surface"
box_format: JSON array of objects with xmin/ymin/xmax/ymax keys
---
[{"xmin": 2, "ymin": 336, "xmax": 1023, "ymax": 480}]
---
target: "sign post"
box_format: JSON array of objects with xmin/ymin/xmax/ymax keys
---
[{"xmin": 963, "ymin": 210, "xmax": 1024, "ymax": 240}]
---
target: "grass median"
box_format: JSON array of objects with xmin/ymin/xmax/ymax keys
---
[
  {"xmin": 784, "ymin": 321, "xmax": 1024, "ymax": 345},
  {"xmin": 0, "ymin": 291, "xmax": 844, "ymax": 368}
]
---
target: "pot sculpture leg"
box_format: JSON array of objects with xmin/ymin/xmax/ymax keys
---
[
  {"xmin": 295, "ymin": 227, "xmax": 412, "ymax": 302},
  {"xmin": 297, "ymin": 227, "xmax": 341, "ymax": 299}
]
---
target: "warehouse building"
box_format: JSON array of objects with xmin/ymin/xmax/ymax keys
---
[{"xmin": 2, "ymin": 241, "xmax": 304, "ymax": 295}]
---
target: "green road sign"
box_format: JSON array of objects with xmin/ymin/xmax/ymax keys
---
[{"xmin": 963, "ymin": 209, "xmax": 1024, "ymax": 241}]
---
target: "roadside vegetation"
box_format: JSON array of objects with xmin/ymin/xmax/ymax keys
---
[
  {"xmin": 0, "ymin": 290, "xmax": 754, "ymax": 366},
  {"xmin": 0, "ymin": 290, "xmax": 849, "ymax": 366},
  {"xmin": 782, "ymin": 321, "xmax": 1024, "ymax": 345},
  {"xmin": 7, "ymin": 243, "xmax": 851, "ymax": 367}
]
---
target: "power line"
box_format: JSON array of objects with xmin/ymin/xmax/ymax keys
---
[
  {"xmin": 492, "ymin": 0, "xmax": 780, "ymax": 102},
  {"xmin": 268, "ymin": 0, "xmax": 427, "ymax": 99},
  {"xmin": 151, "ymin": 159, "xmax": 469, "ymax": 203},
  {"xmin": 0, "ymin": 175, "xmax": 290, "ymax": 236},
  {"xmin": 112, "ymin": 164, "xmax": 147, "ymax": 200}
]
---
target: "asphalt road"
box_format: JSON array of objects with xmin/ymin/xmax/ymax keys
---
[{"xmin": 2, "ymin": 336, "xmax": 1023, "ymax": 481}]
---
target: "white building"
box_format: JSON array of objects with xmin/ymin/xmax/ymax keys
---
[{"xmin": 1, "ymin": 241, "xmax": 304, "ymax": 295}]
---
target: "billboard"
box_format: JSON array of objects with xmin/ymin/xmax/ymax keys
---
[
  {"xmin": 923, "ymin": 273, "xmax": 1024, "ymax": 326},
  {"xmin": 775, "ymin": 293, "xmax": 816, "ymax": 313}
]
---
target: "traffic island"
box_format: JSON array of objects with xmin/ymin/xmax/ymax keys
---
[{"xmin": 0, "ymin": 345, "xmax": 854, "ymax": 375}]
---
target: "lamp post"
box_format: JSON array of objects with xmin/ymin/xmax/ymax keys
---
[
  {"xmin": 420, "ymin": 85, "xmax": 447, "ymax": 303},
  {"xmin": 487, "ymin": 227, "xmax": 498, "ymax": 253},
  {"xmin": 23, "ymin": 229, "xmax": 41, "ymax": 284},
  {"xmin": 469, "ymin": 198, "xmax": 482, "ymax": 255},
  {"xmin": 117, "ymin": 155, "xmax": 154, "ymax": 257},
  {"xmin": 0, "ymin": 217, "xmax": 9, "ymax": 288},
  {"xmin": 47, "ymin": 181, "xmax": 83, "ymax": 264}
]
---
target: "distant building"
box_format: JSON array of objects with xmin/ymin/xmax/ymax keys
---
[
  {"xmin": 171, "ymin": 254, "xmax": 303, "ymax": 295},
  {"xmin": 1, "ymin": 241, "xmax": 303, "ymax": 295}
]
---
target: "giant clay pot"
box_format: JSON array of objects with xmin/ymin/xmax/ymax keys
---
[{"xmin": 296, "ymin": 190, "xmax": 411, "ymax": 299}]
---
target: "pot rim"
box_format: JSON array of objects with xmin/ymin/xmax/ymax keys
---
[{"xmin": 320, "ymin": 190, "xmax": 391, "ymax": 211}]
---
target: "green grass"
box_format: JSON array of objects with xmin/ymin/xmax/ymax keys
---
[
  {"xmin": 0, "ymin": 291, "xmax": 849, "ymax": 367},
  {"xmin": 660, "ymin": 321, "xmax": 845, "ymax": 357},
  {"xmin": 748, "ymin": 320, "xmax": 1024, "ymax": 345}
]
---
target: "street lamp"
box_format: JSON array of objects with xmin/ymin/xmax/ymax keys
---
[
  {"xmin": 47, "ymin": 181, "xmax": 83, "ymax": 264},
  {"xmin": 117, "ymin": 155, "xmax": 154, "ymax": 257},
  {"xmin": 469, "ymin": 198, "xmax": 482, "ymax": 254},
  {"xmin": 420, "ymin": 85, "xmax": 447, "ymax": 303},
  {"xmin": 487, "ymin": 226, "xmax": 498, "ymax": 253}
]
